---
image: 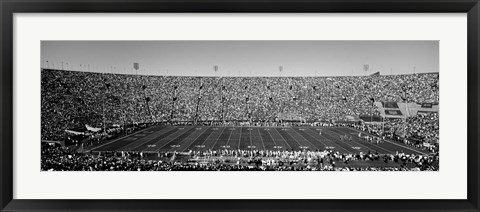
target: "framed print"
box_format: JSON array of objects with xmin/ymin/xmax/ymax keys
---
[{"xmin": 1, "ymin": 0, "xmax": 479, "ymax": 211}]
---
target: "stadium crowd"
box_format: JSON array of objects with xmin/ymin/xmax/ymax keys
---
[
  {"xmin": 41, "ymin": 69, "xmax": 439, "ymax": 171},
  {"xmin": 42, "ymin": 69, "xmax": 438, "ymax": 139},
  {"xmin": 41, "ymin": 143, "xmax": 438, "ymax": 171},
  {"xmin": 346, "ymin": 112, "xmax": 439, "ymax": 153}
]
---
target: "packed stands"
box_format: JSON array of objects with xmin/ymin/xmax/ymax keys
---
[
  {"xmin": 41, "ymin": 69, "xmax": 439, "ymax": 141},
  {"xmin": 41, "ymin": 69, "xmax": 439, "ymax": 171},
  {"xmin": 41, "ymin": 143, "xmax": 438, "ymax": 171}
]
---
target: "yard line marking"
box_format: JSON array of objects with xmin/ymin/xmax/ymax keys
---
[
  {"xmin": 284, "ymin": 128, "xmax": 308, "ymax": 149},
  {"xmin": 178, "ymin": 127, "xmax": 211, "ymax": 152},
  {"xmin": 269, "ymin": 127, "xmax": 292, "ymax": 150},
  {"xmin": 306, "ymin": 128, "xmax": 353, "ymax": 154},
  {"xmin": 249, "ymin": 128, "xmax": 253, "ymax": 149},
  {"xmin": 347, "ymin": 127, "xmax": 428, "ymax": 155},
  {"xmin": 238, "ymin": 127, "xmax": 242, "ymax": 150},
  {"xmin": 127, "ymin": 127, "xmax": 179, "ymax": 151},
  {"xmin": 256, "ymin": 128, "xmax": 267, "ymax": 150},
  {"xmin": 197, "ymin": 127, "xmax": 220, "ymax": 150},
  {"xmin": 148, "ymin": 126, "xmax": 194, "ymax": 152},
  {"xmin": 119, "ymin": 126, "xmax": 173, "ymax": 151},
  {"xmin": 302, "ymin": 128, "xmax": 329, "ymax": 148},
  {"xmin": 381, "ymin": 139, "xmax": 428, "ymax": 155},
  {"xmin": 288, "ymin": 127, "xmax": 319, "ymax": 150},
  {"xmin": 88, "ymin": 125, "xmax": 157, "ymax": 151},
  {"xmin": 291, "ymin": 128, "xmax": 324, "ymax": 150},
  {"xmin": 210, "ymin": 127, "xmax": 227, "ymax": 150},
  {"xmin": 329, "ymin": 128, "xmax": 394, "ymax": 154},
  {"xmin": 168, "ymin": 127, "xmax": 208, "ymax": 152},
  {"xmin": 264, "ymin": 128, "xmax": 278, "ymax": 148},
  {"xmin": 183, "ymin": 127, "xmax": 215, "ymax": 150},
  {"xmin": 224, "ymin": 127, "xmax": 234, "ymax": 148},
  {"xmin": 328, "ymin": 128, "xmax": 378, "ymax": 152},
  {"xmin": 322, "ymin": 128, "xmax": 361, "ymax": 154},
  {"xmin": 275, "ymin": 128, "xmax": 302, "ymax": 150},
  {"xmin": 226, "ymin": 127, "xmax": 241, "ymax": 150}
]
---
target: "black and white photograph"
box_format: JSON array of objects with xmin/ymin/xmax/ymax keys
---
[{"xmin": 40, "ymin": 40, "xmax": 439, "ymax": 171}]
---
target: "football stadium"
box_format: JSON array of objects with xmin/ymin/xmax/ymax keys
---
[{"xmin": 41, "ymin": 68, "xmax": 439, "ymax": 171}]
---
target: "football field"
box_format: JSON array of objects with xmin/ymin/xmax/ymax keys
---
[{"xmin": 89, "ymin": 126, "xmax": 429, "ymax": 155}]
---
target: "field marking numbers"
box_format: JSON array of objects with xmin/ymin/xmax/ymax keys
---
[
  {"xmin": 308, "ymin": 128, "xmax": 354, "ymax": 154},
  {"xmin": 265, "ymin": 128, "xmax": 280, "ymax": 149},
  {"xmin": 179, "ymin": 127, "xmax": 210, "ymax": 152},
  {"xmin": 238, "ymin": 127, "xmax": 242, "ymax": 150},
  {"xmin": 289, "ymin": 128, "xmax": 322, "ymax": 150},
  {"xmin": 256, "ymin": 128, "xmax": 267, "ymax": 150},
  {"xmin": 225, "ymin": 127, "xmax": 234, "ymax": 149},
  {"xmin": 249, "ymin": 128, "xmax": 253, "ymax": 149},
  {"xmin": 123, "ymin": 127, "xmax": 180, "ymax": 151},
  {"xmin": 272, "ymin": 128, "xmax": 293, "ymax": 150},
  {"xmin": 329, "ymin": 128, "xmax": 393, "ymax": 154},
  {"xmin": 153, "ymin": 127, "xmax": 194, "ymax": 151},
  {"xmin": 194, "ymin": 127, "xmax": 221, "ymax": 150},
  {"xmin": 343, "ymin": 127, "xmax": 429, "ymax": 154},
  {"xmin": 210, "ymin": 127, "xmax": 227, "ymax": 150},
  {"xmin": 88, "ymin": 125, "xmax": 157, "ymax": 151}
]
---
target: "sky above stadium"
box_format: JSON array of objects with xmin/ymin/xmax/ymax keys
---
[{"xmin": 41, "ymin": 40, "xmax": 438, "ymax": 77}]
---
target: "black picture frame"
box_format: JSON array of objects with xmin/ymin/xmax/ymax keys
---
[{"xmin": 1, "ymin": 0, "xmax": 479, "ymax": 211}]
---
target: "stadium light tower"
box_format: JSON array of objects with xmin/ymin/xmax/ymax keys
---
[
  {"xmin": 363, "ymin": 64, "xmax": 369, "ymax": 76},
  {"xmin": 100, "ymin": 64, "xmax": 110, "ymax": 134},
  {"xmin": 133, "ymin": 62, "xmax": 139, "ymax": 126},
  {"xmin": 134, "ymin": 62, "xmax": 139, "ymax": 75},
  {"xmin": 102, "ymin": 80, "xmax": 107, "ymax": 134}
]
